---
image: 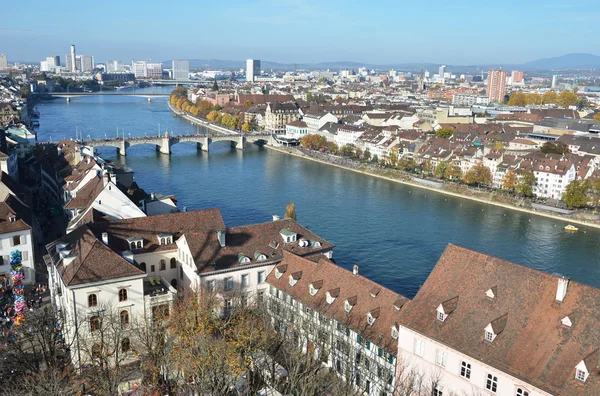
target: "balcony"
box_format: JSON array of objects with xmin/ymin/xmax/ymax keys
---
[{"xmin": 143, "ymin": 277, "xmax": 177, "ymax": 306}]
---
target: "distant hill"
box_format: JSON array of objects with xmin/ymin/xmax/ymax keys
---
[
  {"xmin": 521, "ymin": 53, "xmax": 600, "ymax": 70},
  {"xmin": 163, "ymin": 53, "xmax": 600, "ymax": 73}
]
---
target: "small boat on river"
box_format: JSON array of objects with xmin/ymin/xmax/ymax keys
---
[{"xmin": 564, "ymin": 225, "xmax": 578, "ymax": 232}]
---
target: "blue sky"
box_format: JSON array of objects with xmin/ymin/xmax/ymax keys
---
[{"xmin": 2, "ymin": 0, "xmax": 598, "ymax": 65}]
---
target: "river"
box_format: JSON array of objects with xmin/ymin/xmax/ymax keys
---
[{"xmin": 34, "ymin": 87, "xmax": 600, "ymax": 298}]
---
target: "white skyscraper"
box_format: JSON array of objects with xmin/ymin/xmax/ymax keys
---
[
  {"xmin": 46, "ymin": 56, "xmax": 60, "ymax": 68},
  {"xmin": 552, "ymin": 75, "xmax": 557, "ymax": 89},
  {"xmin": 106, "ymin": 60, "xmax": 125, "ymax": 72},
  {"xmin": 246, "ymin": 59, "xmax": 261, "ymax": 82},
  {"xmin": 0, "ymin": 54, "xmax": 8, "ymax": 69},
  {"xmin": 69, "ymin": 45, "xmax": 76, "ymax": 72},
  {"xmin": 172, "ymin": 60, "xmax": 189, "ymax": 80},
  {"xmin": 438, "ymin": 65, "xmax": 446, "ymax": 77},
  {"xmin": 133, "ymin": 61, "xmax": 148, "ymax": 78},
  {"xmin": 79, "ymin": 55, "xmax": 94, "ymax": 72}
]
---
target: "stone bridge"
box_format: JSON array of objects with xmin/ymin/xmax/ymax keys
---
[{"xmin": 80, "ymin": 132, "xmax": 277, "ymax": 156}]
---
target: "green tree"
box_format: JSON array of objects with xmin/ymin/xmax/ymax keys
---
[
  {"xmin": 285, "ymin": 202, "xmax": 297, "ymax": 220},
  {"xmin": 363, "ymin": 148, "xmax": 371, "ymax": 161},
  {"xmin": 212, "ymin": 79, "xmax": 219, "ymax": 91},
  {"xmin": 587, "ymin": 179, "xmax": 600, "ymax": 208},
  {"xmin": 563, "ymin": 179, "xmax": 590, "ymax": 208},
  {"xmin": 388, "ymin": 151, "xmax": 398, "ymax": 167},
  {"xmin": 516, "ymin": 171, "xmax": 536, "ymax": 197},
  {"xmin": 502, "ymin": 169, "xmax": 518, "ymax": 191},
  {"xmin": 435, "ymin": 127, "xmax": 454, "ymax": 139},
  {"xmin": 340, "ymin": 144, "xmax": 355, "ymax": 157},
  {"xmin": 372, "ymin": 154, "xmax": 379, "ymax": 163},
  {"xmin": 243, "ymin": 100, "xmax": 253, "ymax": 106},
  {"xmin": 462, "ymin": 163, "xmax": 492, "ymax": 186},
  {"xmin": 525, "ymin": 93, "xmax": 542, "ymax": 105},
  {"xmin": 540, "ymin": 141, "xmax": 570, "ymax": 155},
  {"xmin": 557, "ymin": 90, "xmax": 578, "ymax": 108},
  {"xmin": 327, "ymin": 141, "xmax": 338, "ymax": 153},
  {"xmin": 306, "ymin": 92, "xmax": 313, "ymax": 102},
  {"xmin": 444, "ymin": 164, "xmax": 462, "ymax": 180},
  {"xmin": 355, "ymin": 147, "xmax": 363, "ymax": 159},
  {"xmin": 434, "ymin": 161, "xmax": 449, "ymax": 178}
]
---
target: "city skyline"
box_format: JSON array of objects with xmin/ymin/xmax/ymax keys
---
[{"xmin": 2, "ymin": 0, "xmax": 599, "ymax": 65}]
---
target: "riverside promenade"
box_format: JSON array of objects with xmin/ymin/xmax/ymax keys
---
[{"xmin": 267, "ymin": 145, "xmax": 600, "ymax": 230}]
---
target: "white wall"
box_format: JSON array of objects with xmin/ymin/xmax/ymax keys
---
[{"xmin": 0, "ymin": 229, "xmax": 34, "ymax": 284}]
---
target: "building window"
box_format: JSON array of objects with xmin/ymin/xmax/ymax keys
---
[
  {"xmin": 12, "ymin": 235, "xmax": 22, "ymax": 246},
  {"xmin": 120, "ymin": 310, "xmax": 130, "ymax": 326},
  {"xmin": 224, "ymin": 298, "xmax": 232, "ymax": 314},
  {"xmin": 414, "ymin": 339, "xmax": 425, "ymax": 356},
  {"xmin": 485, "ymin": 374, "xmax": 498, "ymax": 393},
  {"xmin": 437, "ymin": 311, "xmax": 445, "ymax": 322},
  {"xmin": 433, "ymin": 384, "xmax": 443, "ymax": 396},
  {"xmin": 460, "ymin": 361, "xmax": 471, "ymax": 379},
  {"xmin": 576, "ymin": 369, "xmax": 587, "ymax": 382},
  {"xmin": 435, "ymin": 349, "xmax": 446, "ymax": 368},
  {"xmin": 170, "ymin": 257, "xmax": 176, "ymax": 269},
  {"xmin": 365, "ymin": 380, "xmax": 370, "ymax": 393},
  {"xmin": 90, "ymin": 315, "xmax": 100, "ymax": 332},
  {"xmin": 241, "ymin": 274, "xmax": 249, "ymax": 287},
  {"xmin": 88, "ymin": 294, "xmax": 98, "ymax": 307},
  {"xmin": 118, "ymin": 288, "xmax": 128, "ymax": 302},
  {"xmin": 140, "ymin": 262, "xmax": 146, "ymax": 272},
  {"xmin": 121, "ymin": 337, "xmax": 131, "ymax": 353},
  {"xmin": 160, "ymin": 259, "xmax": 166, "ymax": 271},
  {"xmin": 151, "ymin": 265, "xmax": 155, "ymax": 272},
  {"xmin": 206, "ymin": 280, "xmax": 215, "ymax": 292},
  {"xmin": 257, "ymin": 290, "xmax": 265, "ymax": 303},
  {"xmin": 485, "ymin": 330, "xmax": 494, "ymax": 342},
  {"xmin": 516, "ymin": 388, "xmax": 529, "ymax": 396},
  {"xmin": 224, "ymin": 277, "xmax": 233, "ymax": 291},
  {"xmin": 258, "ymin": 271, "xmax": 265, "ymax": 283}
]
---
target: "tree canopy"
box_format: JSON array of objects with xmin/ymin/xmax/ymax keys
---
[
  {"xmin": 516, "ymin": 171, "xmax": 536, "ymax": 197},
  {"xmin": 435, "ymin": 127, "xmax": 454, "ymax": 139},
  {"xmin": 563, "ymin": 179, "xmax": 590, "ymax": 208},
  {"xmin": 462, "ymin": 163, "xmax": 492, "ymax": 186},
  {"xmin": 540, "ymin": 141, "xmax": 569, "ymax": 155}
]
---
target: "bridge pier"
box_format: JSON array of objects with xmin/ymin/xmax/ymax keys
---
[
  {"xmin": 197, "ymin": 142, "xmax": 208, "ymax": 153},
  {"xmin": 158, "ymin": 137, "xmax": 171, "ymax": 155},
  {"xmin": 147, "ymin": 97, "xmax": 151, "ymax": 102},
  {"xmin": 118, "ymin": 140, "xmax": 127, "ymax": 156},
  {"xmin": 232, "ymin": 135, "xmax": 245, "ymax": 150},
  {"xmin": 66, "ymin": 97, "xmax": 71, "ymax": 103}
]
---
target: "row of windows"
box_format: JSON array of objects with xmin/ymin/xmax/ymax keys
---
[
  {"xmin": 92, "ymin": 337, "xmax": 130, "ymax": 358},
  {"xmin": 89, "ymin": 310, "xmax": 129, "ymax": 331},
  {"xmin": 88, "ymin": 288, "xmax": 129, "ymax": 307},
  {"xmin": 415, "ymin": 339, "xmax": 529, "ymax": 396},
  {"xmin": 206, "ymin": 271, "xmax": 266, "ymax": 292},
  {"xmin": 139, "ymin": 258, "xmax": 177, "ymax": 273}
]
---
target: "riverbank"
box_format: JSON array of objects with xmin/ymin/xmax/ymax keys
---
[
  {"xmin": 266, "ymin": 145, "xmax": 600, "ymax": 231},
  {"xmin": 168, "ymin": 101, "xmax": 239, "ymax": 136}
]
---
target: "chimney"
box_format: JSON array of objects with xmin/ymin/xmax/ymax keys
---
[
  {"xmin": 556, "ymin": 276, "xmax": 569, "ymax": 302},
  {"xmin": 101, "ymin": 232, "xmax": 109, "ymax": 245},
  {"xmin": 217, "ymin": 230, "xmax": 226, "ymax": 248},
  {"xmin": 353, "ymin": 265, "xmax": 359, "ymax": 275},
  {"xmin": 273, "ymin": 215, "xmax": 280, "ymax": 221},
  {"xmin": 103, "ymin": 172, "xmax": 110, "ymax": 186},
  {"xmin": 151, "ymin": 192, "xmax": 155, "ymax": 201}
]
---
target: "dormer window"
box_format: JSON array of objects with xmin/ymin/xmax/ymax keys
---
[
  {"xmin": 8, "ymin": 214, "xmax": 16, "ymax": 223},
  {"xmin": 254, "ymin": 251, "xmax": 267, "ymax": 261},
  {"xmin": 485, "ymin": 313, "xmax": 507, "ymax": 343},
  {"xmin": 238, "ymin": 254, "xmax": 251, "ymax": 264},
  {"xmin": 576, "ymin": 368, "xmax": 587, "ymax": 382},
  {"xmin": 269, "ymin": 240, "xmax": 279, "ymax": 249},
  {"xmin": 437, "ymin": 296, "xmax": 458, "ymax": 323},
  {"xmin": 437, "ymin": 311, "xmax": 446, "ymax": 322},
  {"xmin": 274, "ymin": 265, "xmax": 287, "ymax": 279},
  {"xmin": 309, "ymin": 280, "xmax": 322, "ymax": 296},
  {"xmin": 485, "ymin": 329, "xmax": 495, "ymax": 342},
  {"xmin": 367, "ymin": 313, "xmax": 375, "ymax": 325},
  {"xmin": 157, "ymin": 233, "xmax": 173, "ymax": 245},
  {"xmin": 127, "ymin": 237, "xmax": 143, "ymax": 250},
  {"xmin": 391, "ymin": 325, "xmax": 399, "ymax": 339},
  {"xmin": 486, "ymin": 286, "xmax": 497, "ymax": 299},
  {"xmin": 311, "ymin": 241, "xmax": 321, "ymax": 248},
  {"xmin": 299, "ymin": 239, "xmax": 310, "ymax": 248},
  {"xmin": 289, "ymin": 271, "xmax": 301, "ymax": 286},
  {"xmin": 326, "ymin": 288, "xmax": 339, "ymax": 304},
  {"xmin": 280, "ymin": 229, "xmax": 297, "ymax": 243},
  {"xmin": 344, "ymin": 296, "xmax": 357, "ymax": 313}
]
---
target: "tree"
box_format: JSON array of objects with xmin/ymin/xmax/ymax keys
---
[
  {"xmin": 363, "ymin": 148, "xmax": 371, "ymax": 161},
  {"xmin": 502, "ymin": 169, "xmax": 518, "ymax": 191},
  {"xmin": 372, "ymin": 154, "xmax": 379, "ymax": 163},
  {"xmin": 516, "ymin": 171, "xmax": 536, "ymax": 197},
  {"xmin": 340, "ymin": 144, "xmax": 355, "ymax": 157},
  {"xmin": 444, "ymin": 164, "xmax": 462, "ymax": 180},
  {"xmin": 594, "ymin": 113, "xmax": 600, "ymax": 122},
  {"xmin": 243, "ymin": 100, "xmax": 253, "ymax": 106},
  {"xmin": 355, "ymin": 147, "xmax": 363, "ymax": 159},
  {"xmin": 327, "ymin": 141, "xmax": 338, "ymax": 154},
  {"xmin": 462, "ymin": 163, "xmax": 492, "ymax": 186},
  {"xmin": 20, "ymin": 85, "xmax": 31, "ymax": 98},
  {"xmin": 540, "ymin": 141, "xmax": 570, "ymax": 155},
  {"xmin": 212, "ymin": 79, "xmax": 219, "ymax": 91},
  {"xmin": 508, "ymin": 91, "xmax": 526, "ymax": 106},
  {"xmin": 285, "ymin": 202, "xmax": 297, "ymax": 220},
  {"xmin": 435, "ymin": 127, "xmax": 454, "ymax": 139},
  {"xmin": 206, "ymin": 110, "xmax": 222, "ymax": 123},
  {"xmin": 242, "ymin": 122, "xmax": 252, "ymax": 132},
  {"xmin": 388, "ymin": 151, "xmax": 398, "ymax": 167},
  {"xmin": 541, "ymin": 91, "xmax": 558, "ymax": 105},
  {"xmin": 587, "ymin": 178, "xmax": 600, "ymax": 209},
  {"xmin": 557, "ymin": 90, "xmax": 578, "ymax": 108},
  {"xmin": 494, "ymin": 141, "xmax": 505, "ymax": 151},
  {"xmin": 306, "ymin": 92, "xmax": 313, "ymax": 102},
  {"xmin": 563, "ymin": 179, "xmax": 590, "ymax": 208},
  {"xmin": 434, "ymin": 161, "xmax": 449, "ymax": 178}
]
